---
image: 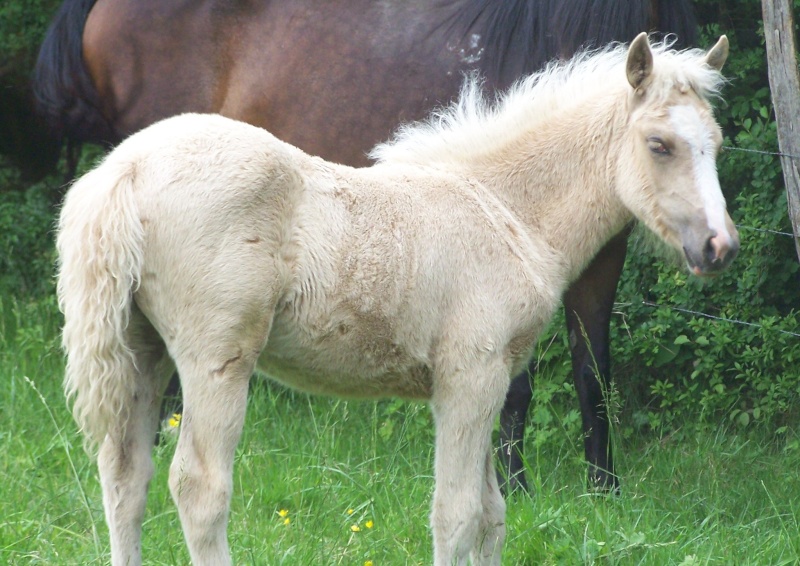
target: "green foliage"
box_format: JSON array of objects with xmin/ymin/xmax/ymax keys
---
[
  {"xmin": 0, "ymin": 0, "xmax": 61, "ymax": 67},
  {"xmin": 0, "ymin": 169, "xmax": 58, "ymax": 297}
]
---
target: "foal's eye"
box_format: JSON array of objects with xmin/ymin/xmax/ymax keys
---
[{"xmin": 647, "ymin": 138, "xmax": 670, "ymax": 156}]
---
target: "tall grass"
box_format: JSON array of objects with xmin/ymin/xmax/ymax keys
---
[{"xmin": 2, "ymin": 295, "xmax": 799, "ymax": 564}]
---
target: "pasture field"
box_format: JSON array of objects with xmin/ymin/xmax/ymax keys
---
[{"xmin": 2, "ymin": 295, "xmax": 799, "ymax": 565}]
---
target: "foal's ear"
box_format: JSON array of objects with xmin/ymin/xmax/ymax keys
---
[
  {"xmin": 704, "ymin": 35, "xmax": 729, "ymax": 71},
  {"xmin": 626, "ymin": 32, "xmax": 653, "ymax": 91}
]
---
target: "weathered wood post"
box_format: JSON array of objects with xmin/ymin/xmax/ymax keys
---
[{"xmin": 761, "ymin": 0, "xmax": 800, "ymax": 262}]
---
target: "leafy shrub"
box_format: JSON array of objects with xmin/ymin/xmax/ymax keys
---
[
  {"xmin": 0, "ymin": 168, "xmax": 58, "ymax": 297},
  {"xmin": 0, "ymin": 0, "xmax": 61, "ymax": 65}
]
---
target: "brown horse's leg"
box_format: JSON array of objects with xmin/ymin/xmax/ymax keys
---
[
  {"xmin": 497, "ymin": 371, "xmax": 532, "ymax": 493},
  {"xmin": 498, "ymin": 229, "xmax": 629, "ymax": 494},
  {"xmin": 563, "ymin": 229, "xmax": 629, "ymax": 492}
]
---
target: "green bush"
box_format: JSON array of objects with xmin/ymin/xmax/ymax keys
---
[
  {"xmin": 0, "ymin": 0, "xmax": 61, "ymax": 65},
  {"xmin": 0, "ymin": 168, "xmax": 58, "ymax": 297}
]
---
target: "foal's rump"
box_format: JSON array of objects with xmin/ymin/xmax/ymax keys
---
[{"xmin": 57, "ymin": 114, "xmax": 306, "ymax": 444}]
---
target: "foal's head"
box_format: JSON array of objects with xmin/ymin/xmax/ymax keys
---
[{"xmin": 620, "ymin": 33, "xmax": 738, "ymax": 276}]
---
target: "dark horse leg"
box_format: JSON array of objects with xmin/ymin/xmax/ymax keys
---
[{"xmin": 498, "ymin": 229, "xmax": 629, "ymax": 493}]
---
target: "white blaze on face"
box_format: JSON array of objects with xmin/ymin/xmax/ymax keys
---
[{"xmin": 668, "ymin": 104, "xmax": 732, "ymax": 245}]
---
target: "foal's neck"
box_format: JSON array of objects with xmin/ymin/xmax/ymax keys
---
[{"xmin": 472, "ymin": 96, "xmax": 633, "ymax": 289}]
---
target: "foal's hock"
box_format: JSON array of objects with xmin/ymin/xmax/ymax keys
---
[{"xmin": 57, "ymin": 34, "xmax": 735, "ymax": 565}]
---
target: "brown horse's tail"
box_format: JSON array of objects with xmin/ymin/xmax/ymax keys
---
[
  {"xmin": 56, "ymin": 156, "xmax": 144, "ymax": 449},
  {"xmin": 32, "ymin": 0, "xmax": 116, "ymax": 164}
]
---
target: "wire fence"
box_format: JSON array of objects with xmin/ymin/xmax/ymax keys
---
[
  {"xmin": 722, "ymin": 144, "xmax": 799, "ymax": 238},
  {"xmin": 626, "ymin": 143, "xmax": 799, "ymax": 341},
  {"xmin": 636, "ymin": 300, "xmax": 800, "ymax": 339},
  {"xmin": 722, "ymin": 144, "xmax": 800, "ymax": 161}
]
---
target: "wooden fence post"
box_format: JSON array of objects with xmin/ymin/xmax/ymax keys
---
[{"xmin": 761, "ymin": 0, "xmax": 800, "ymax": 262}]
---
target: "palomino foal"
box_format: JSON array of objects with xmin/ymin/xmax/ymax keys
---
[{"xmin": 57, "ymin": 34, "xmax": 736, "ymax": 565}]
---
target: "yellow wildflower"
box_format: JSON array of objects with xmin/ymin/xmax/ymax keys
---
[
  {"xmin": 365, "ymin": 520, "xmax": 374, "ymax": 529},
  {"xmin": 278, "ymin": 509, "xmax": 289, "ymax": 518},
  {"xmin": 350, "ymin": 524, "xmax": 361, "ymax": 532},
  {"xmin": 347, "ymin": 508, "xmax": 354, "ymax": 515},
  {"xmin": 283, "ymin": 517, "xmax": 291, "ymax": 526},
  {"xmin": 168, "ymin": 413, "xmax": 182, "ymax": 428},
  {"xmin": 365, "ymin": 561, "xmax": 374, "ymax": 566}
]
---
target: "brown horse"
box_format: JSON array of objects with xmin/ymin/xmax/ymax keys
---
[{"xmin": 33, "ymin": 0, "xmax": 699, "ymax": 492}]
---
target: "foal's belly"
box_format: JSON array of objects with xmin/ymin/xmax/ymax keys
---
[{"xmin": 256, "ymin": 316, "xmax": 434, "ymax": 400}]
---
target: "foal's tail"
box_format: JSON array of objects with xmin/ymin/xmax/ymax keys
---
[{"xmin": 56, "ymin": 158, "xmax": 145, "ymax": 449}]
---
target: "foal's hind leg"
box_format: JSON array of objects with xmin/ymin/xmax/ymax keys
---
[
  {"xmin": 169, "ymin": 356, "xmax": 254, "ymax": 565},
  {"xmin": 430, "ymin": 355, "xmax": 508, "ymax": 566},
  {"xmin": 168, "ymin": 317, "xmax": 270, "ymax": 565},
  {"xmin": 98, "ymin": 311, "xmax": 173, "ymax": 566}
]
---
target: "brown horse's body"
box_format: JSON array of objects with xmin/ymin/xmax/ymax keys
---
[
  {"xmin": 34, "ymin": 0, "xmax": 699, "ymax": 492},
  {"xmin": 84, "ymin": 0, "xmax": 475, "ymax": 166}
]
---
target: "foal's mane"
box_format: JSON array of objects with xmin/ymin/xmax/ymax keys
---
[{"xmin": 371, "ymin": 39, "xmax": 725, "ymax": 169}]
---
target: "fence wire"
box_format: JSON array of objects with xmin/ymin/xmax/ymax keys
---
[
  {"xmin": 722, "ymin": 144, "xmax": 799, "ymax": 237},
  {"xmin": 722, "ymin": 144, "xmax": 800, "ymax": 161},
  {"xmin": 634, "ymin": 301, "xmax": 800, "ymax": 339}
]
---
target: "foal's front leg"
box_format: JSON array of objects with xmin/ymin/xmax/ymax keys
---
[{"xmin": 430, "ymin": 356, "xmax": 509, "ymax": 566}]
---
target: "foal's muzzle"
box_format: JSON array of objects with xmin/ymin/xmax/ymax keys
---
[{"xmin": 684, "ymin": 228, "xmax": 740, "ymax": 276}]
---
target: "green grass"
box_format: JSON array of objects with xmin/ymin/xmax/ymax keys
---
[{"xmin": 2, "ymin": 295, "xmax": 799, "ymax": 565}]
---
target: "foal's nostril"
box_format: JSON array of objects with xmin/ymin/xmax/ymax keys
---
[
  {"xmin": 706, "ymin": 231, "xmax": 739, "ymax": 267},
  {"xmin": 704, "ymin": 235, "xmax": 717, "ymax": 264}
]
